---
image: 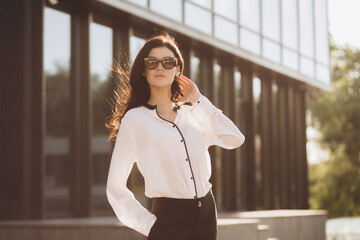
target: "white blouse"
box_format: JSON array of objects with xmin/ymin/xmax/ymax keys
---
[{"xmin": 106, "ymin": 94, "xmax": 245, "ymax": 237}]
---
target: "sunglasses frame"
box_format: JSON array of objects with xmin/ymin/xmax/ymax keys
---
[{"xmin": 144, "ymin": 56, "xmax": 178, "ymax": 70}]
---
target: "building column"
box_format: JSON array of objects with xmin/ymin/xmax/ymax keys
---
[
  {"xmin": 0, "ymin": 0, "xmax": 45, "ymax": 220},
  {"xmin": 70, "ymin": 8, "xmax": 92, "ymax": 217},
  {"xmin": 240, "ymin": 70, "xmax": 256, "ymax": 210}
]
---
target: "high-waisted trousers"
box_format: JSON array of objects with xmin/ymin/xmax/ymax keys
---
[{"xmin": 147, "ymin": 189, "xmax": 217, "ymax": 240}]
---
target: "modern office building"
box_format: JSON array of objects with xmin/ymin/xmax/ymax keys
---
[{"xmin": 0, "ymin": 0, "xmax": 330, "ymax": 221}]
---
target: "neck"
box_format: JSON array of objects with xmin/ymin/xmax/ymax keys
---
[{"xmin": 147, "ymin": 87, "xmax": 174, "ymax": 113}]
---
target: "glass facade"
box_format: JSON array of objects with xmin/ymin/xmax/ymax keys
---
[
  {"xmin": 124, "ymin": 0, "xmax": 330, "ymax": 84},
  {"xmin": 90, "ymin": 22, "xmax": 114, "ymax": 216},
  {"xmin": 44, "ymin": 7, "xmax": 72, "ymax": 218},
  {"xmin": 0, "ymin": 0, "xmax": 322, "ymax": 219}
]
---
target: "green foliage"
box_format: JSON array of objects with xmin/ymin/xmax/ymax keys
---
[{"xmin": 308, "ymin": 43, "xmax": 360, "ymax": 218}]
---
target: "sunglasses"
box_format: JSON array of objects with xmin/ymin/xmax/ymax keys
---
[{"xmin": 144, "ymin": 56, "xmax": 178, "ymax": 70}]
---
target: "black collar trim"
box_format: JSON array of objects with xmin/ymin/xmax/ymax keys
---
[
  {"xmin": 144, "ymin": 103, "xmax": 157, "ymax": 110},
  {"xmin": 143, "ymin": 102, "xmax": 193, "ymax": 110}
]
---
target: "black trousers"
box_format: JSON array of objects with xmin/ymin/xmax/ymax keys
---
[{"xmin": 147, "ymin": 189, "xmax": 217, "ymax": 240}]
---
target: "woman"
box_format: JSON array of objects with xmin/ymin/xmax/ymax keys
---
[{"xmin": 106, "ymin": 33, "xmax": 245, "ymax": 240}]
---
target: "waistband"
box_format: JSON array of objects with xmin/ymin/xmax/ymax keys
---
[{"xmin": 151, "ymin": 189, "xmax": 214, "ymax": 210}]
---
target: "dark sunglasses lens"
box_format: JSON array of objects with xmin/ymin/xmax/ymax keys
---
[
  {"xmin": 162, "ymin": 58, "xmax": 176, "ymax": 69},
  {"xmin": 144, "ymin": 58, "xmax": 159, "ymax": 69}
]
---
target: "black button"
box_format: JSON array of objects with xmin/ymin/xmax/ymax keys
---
[
  {"xmin": 194, "ymin": 196, "xmax": 197, "ymax": 199},
  {"xmin": 181, "ymin": 139, "xmax": 184, "ymax": 142},
  {"xmin": 191, "ymin": 176, "xmax": 194, "ymax": 180},
  {"xmin": 186, "ymin": 158, "xmax": 189, "ymax": 161},
  {"xmin": 173, "ymin": 125, "xmax": 175, "ymax": 128},
  {"xmin": 197, "ymin": 101, "xmax": 200, "ymax": 103}
]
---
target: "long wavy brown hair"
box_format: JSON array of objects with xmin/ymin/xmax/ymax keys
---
[{"xmin": 106, "ymin": 33, "xmax": 184, "ymax": 141}]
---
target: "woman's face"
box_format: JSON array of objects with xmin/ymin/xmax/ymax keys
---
[{"xmin": 144, "ymin": 46, "xmax": 180, "ymax": 89}]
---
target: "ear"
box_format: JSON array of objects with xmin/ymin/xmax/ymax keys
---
[{"xmin": 176, "ymin": 66, "xmax": 181, "ymax": 76}]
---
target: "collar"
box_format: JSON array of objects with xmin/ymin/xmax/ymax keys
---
[{"xmin": 143, "ymin": 102, "xmax": 193, "ymax": 110}]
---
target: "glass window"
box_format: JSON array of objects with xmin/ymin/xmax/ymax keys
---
[
  {"xmin": 239, "ymin": 0, "xmax": 260, "ymax": 32},
  {"xmin": 214, "ymin": 16, "xmax": 238, "ymax": 45},
  {"xmin": 214, "ymin": 0, "xmax": 237, "ymax": 21},
  {"xmin": 127, "ymin": 0, "xmax": 147, "ymax": 7},
  {"xmin": 283, "ymin": 48, "xmax": 299, "ymax": 71},
  {"xmin": 185, "ymin": 2, "xmax": 212, "ymax": 35},
  {"xmin": 234, "ymin": 71, "xmax": 242, "ymax": 122},
  {"xmin": 130, "ymin": 35, "xmax": 146, "ymax": 63},
  {"xmin": 150, "ymin": 0, "xmax": 182, "ymax": 22},
  {"xmin": 129, "ymin": 35, "xmax": 148, "ymax": 209},
  {"xmin": 240, "ymin": 28, "xmax": 261, "ymax": 55},
  {"xmin": 263, "ymin": 39, "xmax": 280, "ymax": 63},
  {"xmin": 213, "ymin": 63, "xmax": 223, "ymax": 209},
  {"xmin": 314, "ymin": 0, "xmax": 329, "ymax": 65},
  {"xmin": 90, "ymin": 22, "xmax": 113, "ymax": 216},
  {"xmin": 189, "ymin": 0, "xmax": 211, "ymax": 9},
  {"xmin": 300, "ymin": 56, "xmax": 315, "ymax": 78},
  {"xmin": 299, "ymin": 0, "xmax": 314, "ymax": 58},
  {"xmin": 262, "ymin": 0, "xmax": 280, "ymax": 41},
  {"xmin": 190, "ymin": 54, "xmax": 200, "ymax": 83},
  {"xmin": 44, "ymin": 7, "xmax": 71, "ymax": 217},
  {"xmin": 281, "ymin": 0, "xmax": 298, "ymax": 50},
  {"xmin": 316, "ymin": 63, "xmax": 330, "ymax": 84},
  {"xmin": 253, "ymin": 77, "xmax": 262, "ymax": 203}
]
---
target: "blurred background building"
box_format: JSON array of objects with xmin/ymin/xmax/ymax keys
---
[{"xmin": 0, "ymin": 0, "xmax": 330, "ymax": 221}]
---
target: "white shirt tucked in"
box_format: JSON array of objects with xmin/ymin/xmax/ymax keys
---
[{"xmin": 106, "ymin": 94, "xmax": 245, "ymax": 237}]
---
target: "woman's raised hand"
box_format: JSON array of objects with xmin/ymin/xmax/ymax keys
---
[{"xmin": 175, "ymin": 75, "xmax": 201, "ymax": 104}]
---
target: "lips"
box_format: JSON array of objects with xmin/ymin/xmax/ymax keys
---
[{"xmin": 154, "ymin": 74, "xmax": 166, "ymax": 77}]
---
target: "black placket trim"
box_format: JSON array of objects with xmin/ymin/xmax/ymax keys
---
[{"xmin": 154, "ymin": 106, "xmax": 199, "ymax": 199}]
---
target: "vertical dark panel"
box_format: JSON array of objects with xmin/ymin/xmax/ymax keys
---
[
  {"xmin": 0, "ymin": 0, "xmax": 44, "ymax": 220},
  {"xmin": 260, "ymin": 77, "xmax": 274, "ymax": 209},
  {"xmin": 287, "ymin": 85, "xmax": 296, "ymax": 208},
  {"xmin": 294, "ymin": 88, "xmax": 309, "ymax": 208},
  {"xmin": 271, "ymin": 81, "xmax": 281, "ymax": 209},
  {"xmin": 221, "ymin": 63, "xmax": 237, "ymax": 210},
  {"xmin": 70, "ymin": 9, "xmax": 92, "ymax": 217},
  {"xmin": 277, "ymin": 83, "xmax": 290, "ymax": 208},
  {"xmin": 300, "ymin": 90, "xmax": 309, "ymax": 209},
  {"xmin": 240, "ymin": 70, "xmax": 256, "ymax": 210}
]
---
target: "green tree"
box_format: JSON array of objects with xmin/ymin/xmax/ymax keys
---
[{"xmin": 308, "ymin": 43, "xmax": 360, "ymax": 218}]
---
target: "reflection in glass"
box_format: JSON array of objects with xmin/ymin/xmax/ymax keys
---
[
  {"xmin": 281, "ymin": 0, "xmax": 298, "ymax": 50},
  {"xmin": 253, "ymin": 77, "xmax": 262, "ymax": 208},
  {"xmin": 90, "ymin": 22, "xmax": 113, "ymax": 216},
  {"xmin": 185, "ymin": 2, "xmax": 212, "ymax": 34},
  {"xmin": 214, "ymin": 0, "xmax": 237, "ymax": 21},
  {"xmin": 190, "ymin": 54, "xmax": 200, "ymax": 83},
  {"xmin": 299, "ymin": 0, "xmax": 314, "ymax": 58},
  {"xmin": 263, "ymin": 39, "xmax": 280, "ymax": 63},
  {"xmin": 283, "ymin": 48, "xmax": 298, "ymax": 71},
  {"xmin": 129, "ymin": 35, "xmax": 148, "ymax": 209},
  {"xmin": 213, "ymin": 63, "xmax": 223, "ymax": 209},
  {"xmin": 150, "ymin": 0, "xmax": 182, "ymax": 22},
  {"xmin": 239, "ymin": 0, "xmax": 260, "ymax": 32},
  {"xmin": 300, "ymin": 56, "xmax": 315, "ymax": 78},
  {"xmin": 314, "ymin": 0, "xmax": 329, "ymax": 65},
  {"xmin": 240, "ymin": 28, "xmax": 260, "ymax": 55},
  {"xmin": 190, "ymin": 0, "xmax": 211, "ymax": 9},
  {"xmin": 44, "ymin": 7, "xmax": 71, "ymax": 217},
  {"xmin": 215, "ymin": 16, "xmax": 237, "ymax": 45},
  {"xmin": 262, "ymin": 0, "xmax": 280, "ymax": 41},
  {"xmin": 127, "ymin": 0, "xmax": 147, "ymax": 7},
  {"xmin": 316, "ymin": 63, "xmax": 330, "ymax": 84},
  {"xmin": 130, "ymin": 36, "xmax": 146, "ymax": 63}
]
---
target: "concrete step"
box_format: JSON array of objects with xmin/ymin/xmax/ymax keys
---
[{"xmin": 0, "ymin": 217, "xmax": 260, "ymax": 240}]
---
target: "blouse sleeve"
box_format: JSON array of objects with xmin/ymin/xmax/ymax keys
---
[
  {"xmin": 106, "ymin": 119, "xmax": 157, "ymax": 237},
  {"xmin": 189, "ymin": 94, "xmax": 245, "ymax": 149}
]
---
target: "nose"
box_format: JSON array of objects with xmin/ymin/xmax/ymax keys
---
[{"xmin": 155, "ymin": 62, "xmax": 164, "ymax": 70}]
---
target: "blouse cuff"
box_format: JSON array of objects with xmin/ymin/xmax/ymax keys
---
[
  {"xmin": 189, "ymin": 95, "xmax": 222, "ymax": 122},
  {"xmin": 144, "ymin": 215, "xmax": 158, "ymax": 237}
]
